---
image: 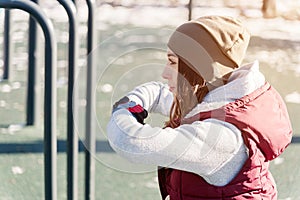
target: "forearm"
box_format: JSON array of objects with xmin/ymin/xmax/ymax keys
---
[
  {"xmin": 107, "ymin": 109, "xmax": 247, "ymax": 185},
  {"xmin": 126, "ymin": 81, "xmax": 173, "ymax": 116}
]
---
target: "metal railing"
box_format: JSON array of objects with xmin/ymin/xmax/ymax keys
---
[
  {"xmin": 57, "ymin": 1, "xmax": 79, "ymax": 200},
  {"xmin": 3, "ymin": 9, "xmax": 11, "ymax": 80},
  {"xmin": 0, "ymin": 0, "xmax": 97, "ymax": 199},
  {"xmin": 84, "ymin": 2, "xmax": 96, "ymax": 200},
  {"xmin": 26, "ymin": 0, "xmax": 40, "ymax": 126},
  {"xmin": 0, "ymin": 1, "xmax": 58, "ymax": 200}
]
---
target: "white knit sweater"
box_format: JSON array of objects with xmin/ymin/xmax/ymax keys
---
[{"xmin": 107, "ymin": 61, "xmax": 265, "ymax": 186}]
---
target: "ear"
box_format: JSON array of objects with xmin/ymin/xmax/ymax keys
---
[
  {"xmin": 212, "ymin": 62, "xmax": 234, "ymax": 80},
  {"xmin": 205, "ymin": 62, "xmax": 234, "ymax": 90}
]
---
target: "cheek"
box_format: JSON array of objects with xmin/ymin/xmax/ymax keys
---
[
  {"xmin": 171, "ymin": 71, "xmax": 178, "ymax": 83},
  {"xmin": 172, "ymin": 63, "xmax": 179, "ymax": 83},
  {"xmin": 162, "ymin": 66, "xmax": 177, "ymax": 80},
  {"xmin": 162, "ymin": 66, "xmax": 172, "ymax": 79}
]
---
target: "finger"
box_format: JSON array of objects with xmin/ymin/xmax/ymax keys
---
[{"xmin": 113, "ymin": 96, "xmax": 129, "ymax": 109}]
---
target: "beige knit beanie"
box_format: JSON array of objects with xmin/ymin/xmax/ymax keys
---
[{"xmin": 168, "ymin": 15, "xmax": 250, "ymax": 83}]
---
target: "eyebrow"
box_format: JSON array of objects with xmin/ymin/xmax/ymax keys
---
[{"xmin": 167, "ymin": 53, "xmax": 177, "ymax": 57}]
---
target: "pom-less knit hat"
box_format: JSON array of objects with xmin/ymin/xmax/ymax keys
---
[{"xmin": 167, "ymin": 15, "xmax": 250, "ymax": 83}]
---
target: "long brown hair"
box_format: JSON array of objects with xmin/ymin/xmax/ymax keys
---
[{"xmin": 165, "ymin": 59, "xmax": 209, "ymax": 128}]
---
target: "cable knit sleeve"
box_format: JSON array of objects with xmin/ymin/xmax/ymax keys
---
[
  {"xmin": 107, "ymin": 109, "xmax": 248, "ymax": 186},
  {"xmin": 125, "ymin": 81, "xmax": 173, "ymax": 116}
]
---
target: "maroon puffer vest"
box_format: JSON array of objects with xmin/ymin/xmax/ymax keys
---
[{"xmin": 158, "ymin": 83, "xmax": 293, "ymax": 200}]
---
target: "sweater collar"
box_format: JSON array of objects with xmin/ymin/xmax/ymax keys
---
[{"xmin": 185, "ymin": 61, "xmax": 265, "ymax": 118}]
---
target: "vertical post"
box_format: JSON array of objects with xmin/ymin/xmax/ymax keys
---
[
  {"xmin": 0, "ymin": 1, "xmax": 58, "ymax": 200},
  {"xmin": 26, "ymin": 0, "xmax": 40, "ymax": 126},
  {"xmin": 3, "ymin": 9, "xmax": 12, "ymax": 80},
  {"xmin": 57, "ymin": 0, "xmax": 79, "ymax": 200},
  {"xmin": 188, "ymin": 0, "xmax": 193, "ymax": 20},
  {"xmin": 262, "ymin": 0, "xmax": 277, "ymax": 18},
  {"xmin": 0, "ymin": 1, "xmax": 57, "ymax": 199},
  {"xmin": 85, "ymin": 0, "xmax": 96, "ymax": 199}
]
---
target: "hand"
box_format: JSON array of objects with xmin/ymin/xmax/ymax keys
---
[
  {"xmin": 112, "ymin": 96, "xmax": 148, "ymax": 124},
  {"xmin": 112, "ymin": 96, "xmax": 130, "ymax": 111}
]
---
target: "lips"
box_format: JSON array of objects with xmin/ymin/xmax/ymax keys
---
[{"xmin": 169, "ymin": 86, "xmax": 175, "ymax": 92}]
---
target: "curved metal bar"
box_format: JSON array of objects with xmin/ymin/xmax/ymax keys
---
[
  {"xmin": 56, "ymin": 0, "xmax": 79, "ymax": 200},
  {"xmin": 26, "ymin": 0, "xmax": 39, "ymax": 126},
  {"xmin": 188, "ymin": 0, "xmax": 193, "ymax": 20},
  {"xmin": 0, "ymin": 1, "xmax": 57, "ymax": 200},
  {"xmin": 85, "ymin": 0, "xmax": 96, "ymax": 199},
  {"xmin": 3, "ymin": 9, "xmax": 11, "ymax": 80}
]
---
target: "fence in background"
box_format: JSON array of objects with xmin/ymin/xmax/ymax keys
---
[
  {"xmin": 0, "ymin": 0, "xmax": 96, "ymax": 200},
  {"xmin": 0, "ymin": 0, "xmax": 57, "ymax": 199}
]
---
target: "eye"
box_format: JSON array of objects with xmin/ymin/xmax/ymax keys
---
[{"xmin": 168, "ymin": 59, "xmax": 177, "ymax": 65}]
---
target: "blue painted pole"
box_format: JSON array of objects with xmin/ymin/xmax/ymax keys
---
[{"xmin": 0, "ymin": 1, "xmax": 57, "ymax": 200}]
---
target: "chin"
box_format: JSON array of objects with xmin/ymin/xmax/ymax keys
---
[{"xmin": 169, "ymin": 87, "xmax": 176, "ymax": 93}]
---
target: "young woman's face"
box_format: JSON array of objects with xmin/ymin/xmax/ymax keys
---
[{"xmin": 162, "ymin": 49, "xmax": 179, "ymax": 93}]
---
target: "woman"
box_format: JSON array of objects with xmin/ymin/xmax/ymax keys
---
[{"xmin": 107, "ymin": 16, "xmax": 293, "ymax": 199}]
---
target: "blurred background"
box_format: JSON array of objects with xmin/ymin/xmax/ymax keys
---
[{"xmin": 0, "ymin": 0, "xmax": 300, "ymax": 199}]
